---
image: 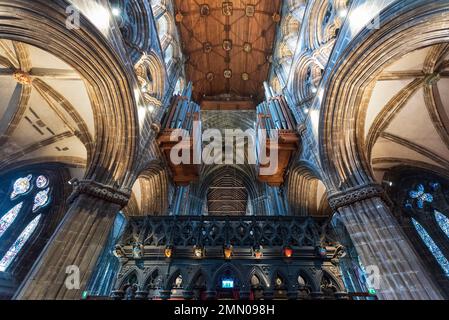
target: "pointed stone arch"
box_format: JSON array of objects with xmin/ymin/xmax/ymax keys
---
[
  {"xmin": 0, "ymin": 0, "xmax": 139, "ymax": 186},
  {"xmin": 211, "ymin": 263, "xmax": 245, "ymax": 290},
  {"xmin": 319, "ymin": 0, "xmax": 449, "ymax": 192},
  {"xmin": 186, "ymin": 267, "xmax": 211, "ymax": 291},
  {"xmin": 247, "ymin": 266, "xmax": 270, "ymax": 289},
  {"xmin": 135, "ymin": 51, "xmax": 166, "ymax": 104}
]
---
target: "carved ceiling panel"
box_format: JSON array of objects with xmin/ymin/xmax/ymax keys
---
[{"xmin": 174, "ymin": 0, "xmax": 281, "ymax": 103}]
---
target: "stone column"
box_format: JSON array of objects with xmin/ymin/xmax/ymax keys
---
[
  {"xmin": 14, "ymin": 180, "xmax": 130, "ymax": 300},
  {"xmin": 329, "ymin": 184, "xmax": 443, "ymax": 300}
]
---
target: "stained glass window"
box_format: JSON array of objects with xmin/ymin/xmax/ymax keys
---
[
  {"xmin": 409, "ymin": 184, "xmax": 433, "ymax": 209},
  {"xmin": 36, "ymin": 175, "xmax": 49, "ymax": 189},
  {"xmin": 10, "ymin": 174, "xmax": 32, "ymax": 200},
  {"xmin": 412, "ymin": 218, "xmax": 449, "ymax": 277},
  {"xmin": 32, "ymin": 188, "xmax": 50, "ymax": 212},
  {"xmin": 0, "ymin": 214, "xmax": 42, "ymax": 272},
  {"xmin": 0, "ymin": 202, "xmax": 23, "ymax": 239},
  {"xmin": 435, "ymin": 211, "xmax": 449, "ymax": 239}
]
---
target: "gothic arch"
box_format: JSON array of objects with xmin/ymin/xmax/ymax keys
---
[
  {"xmin": 319, "ymin": 0, "xmax": 449, "ymax": 192},
  {"xmin": 143, "ymin": 267, "xmax": 162, "ymax": 289},
  {"xmin": 305, "ymin": 0, "xmax": 346, "ymax": 51},
  {"xmin": 270, "ymin": 268, "xmax": 290, "ymax": 288},
  {"xmin": 291, "ymin": 54, "xmax": 322, "ymax": 104},
  {"xmin": 286, "ymin": 164, "xmax": 329, "ymax": 216},
  {"xmin": 247, "ymin": 267, "xmax": 270, "ymax": 289},
  {"xmin": 381, "ymin": 166, "xmax": 449, "ymax": 295},
  {"xmin": 116, "ymin": 268, "xmax": 140, "ymax": 290},
  {"xmin": 296, "ymin": 268, "xmax": 319, "ymax": 292},
  {"xmin": 157, "ymin": 13, "xmax": 176, "ymax": 50},
  {"xmin": 0, "ymin": 0, "xmax": 139, "ymax": 186},
  {"xmin": 135, "ymin": 51, "xmax": 166, "ymax": 104},
  {"xmin": 211, "ymin": 263, "xmax": 245, "ymax": 290},
  {"xmin": 320, "ymin": 268, "xmax": 345, "ymax": 292},
  {"xmin": 114, "ymin": 0, "xmax": 154, "ymax": 63},
  {"xmin": 129, "ymin": 162, "xmax": 171, "ymax": 216},
  {"xmin": 164, "ymin": 268, "xmax": 187, "ymax": 290},
  {"xmin": 281, "ymin": 14, "xmax": 301, "ymax": 39},
  {"xmin": 0, "ymin": 163, "xmax": 71, "ymax": 290},
  {"xmin": 186, "ymin": 268, "xmax": 211, "ymax": 291},
  {"xmin": 151, "ymin": 0, "xmax": 168, "ymax": 18},
  {"xmin": 189, "ymin": 165, "xmax": 267, "ymax": 215}
]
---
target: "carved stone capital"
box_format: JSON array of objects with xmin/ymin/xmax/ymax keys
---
[
  {"xmin": 328, "ymin": 183, "xmax": 386, "ymax": 211},
  {"xmin": 151, "ymin": 122, "xmax": 161, "ymax": 134},
  {"xmin": 296, "ymin": 123, "xmax": 307, "ymax": 136},
  {"xmin": 68, "ymin": 180, "xmax": 131, "ymax": 207},
  {"xmin": 14, "ymin": 70, "xmax": 32, "ymax": 85}
]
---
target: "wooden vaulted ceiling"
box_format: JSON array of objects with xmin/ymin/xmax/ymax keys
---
[{"xmin": 174, "ymin": 0, "xmax": 282, "ymax": 103}]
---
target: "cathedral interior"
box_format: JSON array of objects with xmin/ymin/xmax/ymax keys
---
[{"xmin": 0, "ymin": 0, "xmax": 449, "ymax": 301}]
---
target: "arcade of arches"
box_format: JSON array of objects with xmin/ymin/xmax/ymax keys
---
[{"xmin": 0, "ymin": 0, "xmax": 449, "ymax": 300}]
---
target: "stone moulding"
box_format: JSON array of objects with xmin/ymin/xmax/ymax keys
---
[
  {"xmin": 68, "ymin": 180, "xmax": 131, "ymax": 207},
  {"xmin": 328, "ymin": 183, "xmax": 387, "ymax": 211}
]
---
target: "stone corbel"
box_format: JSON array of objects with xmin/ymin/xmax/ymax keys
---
[
  {"xmin": 328, "ymin": 183, "xmax": 391, "ymax": 211},
  {"xmin": 67, "ymin": 179, "xmax": 131, "ymax": 207}
]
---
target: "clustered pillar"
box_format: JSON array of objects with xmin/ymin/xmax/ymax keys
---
[
  {"xmin": 329, "ymin": 184, "xmax": 443, "ymax": 300},
  {"xmin": 14, "ymin": 180, "xmax": 130, "ymax": 300}
]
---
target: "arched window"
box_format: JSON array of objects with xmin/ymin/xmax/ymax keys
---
[
  {"xmin": 412, "ymin": 218, "xmax": 449, "ymax": 277},
  {"xmin": 0, "ymin": 215, "xmax": 42, "ymax": 272},
  {"xmin": 435, "ymin": 211, "xmax": 449, "ymax": 239},
  {"xmin": 0, "ymin": 174, "xmax": 51, "ymax": 273},
  {"xmin": 0, "ymin": 202, "xmax": 23, "ymax": 238}
]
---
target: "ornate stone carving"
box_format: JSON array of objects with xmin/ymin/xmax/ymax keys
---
[
  {"xmin": 222, "ymin": 2, "xmax": 233, "ymax": 16},
  {"xmin": 328, "ymin": 184, "xmax": 386, "ymax": 211},
  {"xmin": 113, "ymin": 244, "xmax": 126, "ymax": 258},
  {"xmin": 224, "ymin": 69, "xmax": 232, "ymax": 79},
  {"xmin": 117, "ymin": 265, "xmax": 133, "ymax": 279},
  {"xmin": 13, "ymin": 70, "xmax": 32, "ymax": 85},
  {"xmin": 132, "ymin": 243, "xmax": 144, "ymax": 259},
  {"xmin": 120, "ymin": 216, "xmax": 332, "ymax": 248},
  {"xmin": 151, "ymin": 122, "xmax": 161, "ymax": 134},
  {"xmin": 68, "ymin": 180, "xmax": 131, "ymax": 207},
  {"xmin": 223, "ymin": 39, "xmax": 232, "ymax": 51}
]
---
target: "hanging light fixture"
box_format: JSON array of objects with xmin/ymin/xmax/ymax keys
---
[
  {"xmin": 164, "ymin": 245, "xmax": 173, "ymax": 259},
  {"xmin": 194, "ymin": 245, "xmax": 204, "ymax": 258},
  {"xmin": 253, "ymin": 245, "xmax": 263, "ymax": 259},
  {"xmin": 223, "ymin": 244, "xmax": 233, "ymax": 259},
  {"xmin": 283, "ymin": 246, "xmax": 293, "ymax": 258}
]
